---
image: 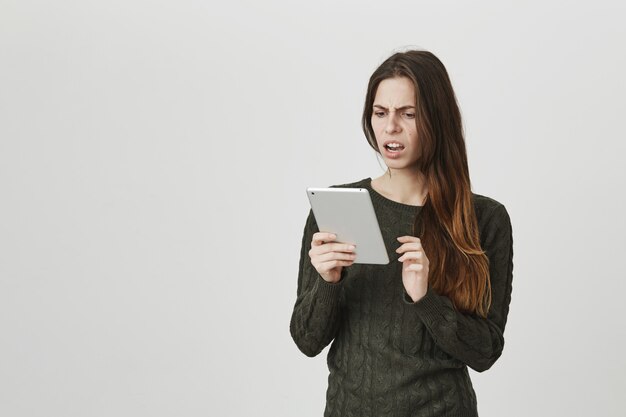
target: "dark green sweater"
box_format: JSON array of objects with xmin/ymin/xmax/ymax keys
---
[{"xmin": 289, "ymin": 177, "xmax": 514, "ymax": 417}]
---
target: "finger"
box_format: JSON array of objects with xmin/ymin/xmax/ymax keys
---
[
  {"xmin": 316, "ymin": 252, "xmax": 357, "ymax": 270},
  {"xmin": 396, "ymin": 243, "xmax": 423, "ymax": 254},
  {"xmin": 321, "ymin": 250, "xmax": 357, "ymax": 263},
  {"xmin": 397, "ymin": 236, "xmax": 421, "ymax": 242},
  {"xmin": 310, "ymin": 242, "xmax": 356, "ymax": 260},
  {"xmin": 319, "ymin": 259, "xmax": 355, "ymax": 271},
  {"xmin": 398, "ymin": 252, "xmax": 423, "ymax": 262},
  {"xmin": 405, "ymin": 263, "xmax": 424, "ymax": 271},
  {"xmin": 312, "ymin": 232, "xmax": 337, "ymax": 246},
  {"xmin": 322, "ymin": 242, "xmax": 356, "ymax": 254}
]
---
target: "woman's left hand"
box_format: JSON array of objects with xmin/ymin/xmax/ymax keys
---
[{"xmin": 396, "ymin": 236, "xmax": 430, "ymax": 303}]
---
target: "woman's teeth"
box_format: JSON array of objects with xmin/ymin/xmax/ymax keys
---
[{"xmin": 385, "ymin": 144, "xmax": 405, "ymax": 152}]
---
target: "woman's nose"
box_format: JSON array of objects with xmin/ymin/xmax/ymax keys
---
[{"xmin": 385, "ymin": 114, "xmax": 401, "ymax": 134}]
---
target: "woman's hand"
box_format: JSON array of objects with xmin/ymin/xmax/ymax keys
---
[
  {"xmin": 310, "ymin": 232, "xmax": 356, "ymax": 284},
  {"xmin": 396, "ymin": 236, "xmax": 430, "ymax": 303}
]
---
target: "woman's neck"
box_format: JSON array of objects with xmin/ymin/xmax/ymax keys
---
[{"xmin": 372, "ymin": 170, "xmax": 428, "ymax": 206}]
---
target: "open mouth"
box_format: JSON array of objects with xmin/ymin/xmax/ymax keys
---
[{"xmin": 385, "ymin": 144, "xmax": 405, "ymax": 152}]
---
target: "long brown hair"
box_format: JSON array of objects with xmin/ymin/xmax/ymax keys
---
[{"xmin": 362, "ymin": 49, "xmax": 491, "ymax": 317}]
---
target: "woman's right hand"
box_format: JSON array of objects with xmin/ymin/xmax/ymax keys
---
[{"xmin": 309, "ymin": 233, "xmax": 357, "ymax": 284}]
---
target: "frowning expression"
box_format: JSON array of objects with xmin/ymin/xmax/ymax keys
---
[{"xmin": 371, "ymin": 76, "xmax": 420, "ymax": 165}]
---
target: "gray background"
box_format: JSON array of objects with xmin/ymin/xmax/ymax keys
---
[{"xmin": 1, "ymin": 1, "xmax": 625, "ymax": 416}]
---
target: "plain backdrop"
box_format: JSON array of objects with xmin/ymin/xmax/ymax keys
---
[{"xmin": 1, "ymin": 1, "xmax": 625, "ymax": 416}]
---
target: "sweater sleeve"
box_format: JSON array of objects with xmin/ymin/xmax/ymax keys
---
[
  {"xmin": 402, "ymin": 203, "xmax": 514, "ymax": 372},
  {"xmin": 289, "ymin": 208, "xmax": 345, "ymax": 357}
]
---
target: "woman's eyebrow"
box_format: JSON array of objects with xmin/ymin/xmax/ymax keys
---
[{"xmin": 373, "ymin": 104, "xmax": 415, "ymax": 110}]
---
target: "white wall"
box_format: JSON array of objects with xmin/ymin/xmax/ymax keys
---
[{"xmin": 1, "ymin": 1, "xmax": 624, "ymax": 416}]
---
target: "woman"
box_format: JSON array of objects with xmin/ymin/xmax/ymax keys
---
[{"xmin": 289, "ymin": 49, "xmax": 514, "ymax": 417}]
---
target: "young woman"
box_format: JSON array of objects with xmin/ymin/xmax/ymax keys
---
[{"xmin": 289, "ymin": 49, "xmax": 514, "ymax": 417}]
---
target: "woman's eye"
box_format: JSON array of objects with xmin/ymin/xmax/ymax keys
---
[
  {"xmin": 404, "ymin": 113, "xmax": 415, "ymax": 118},
  {"xmin": 374, "ymin": 112, "xmax": 385, "ymax": 117}
]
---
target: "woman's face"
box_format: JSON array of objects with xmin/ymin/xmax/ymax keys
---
[{"xmin": 371, "ymin": 76, "xmax": 419, "ymax": 167}]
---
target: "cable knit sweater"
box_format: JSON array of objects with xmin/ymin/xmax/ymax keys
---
[{"xmin": 289, "ymin": 177, "xmax": 514, "ymax": 417}]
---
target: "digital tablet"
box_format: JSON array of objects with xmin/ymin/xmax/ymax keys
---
[{"xmin": 306, "ymin": 186, "xmax": 390, "ymax": 265}]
